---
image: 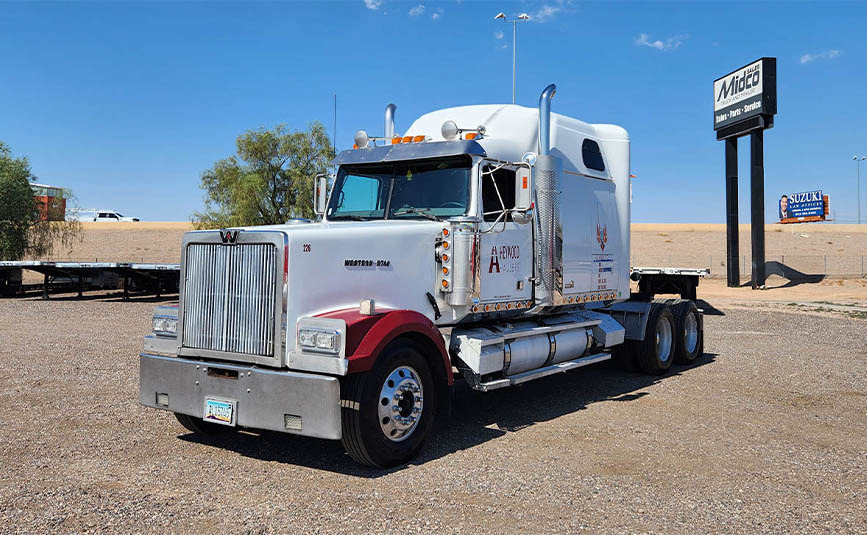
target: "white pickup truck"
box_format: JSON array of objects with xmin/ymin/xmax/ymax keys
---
[{"xmin": 75, "ymin": 209, "xmax": 139, "ymax": 222}]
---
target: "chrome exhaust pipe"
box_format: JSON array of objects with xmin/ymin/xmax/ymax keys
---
[
  {"xmin": 535, "ymin": 84, "xmax": 561, "ymax": 307},
  {"xmin": 538, "ymin": 84, "xmax": 556, "ymax": 155},
  {"xmin": 384, "ymin": 103, "xmax": 396, "ymax": 138}
]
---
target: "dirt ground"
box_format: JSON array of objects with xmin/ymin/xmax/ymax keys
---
[
  {"xmin": 3, "ymin": 223, "xmax": 867, "ymax": 533},
  {"xmin": 1, "ymin": 293, "xmax": 865, "ymax": 534}
]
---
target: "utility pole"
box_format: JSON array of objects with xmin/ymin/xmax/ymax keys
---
[{"xmin": 855, "ymin": 156, "xmax": 865, "ymax": 224}]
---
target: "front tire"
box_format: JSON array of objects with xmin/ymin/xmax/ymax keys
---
[
  {"xmin": 174, "ymin": 412, "xmax": 236, "ymax": 435},
  {"xmin": 340, "ymin": 340, "xmax": 437, "ymax": 468}
]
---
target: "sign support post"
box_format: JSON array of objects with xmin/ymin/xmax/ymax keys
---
[
  {"xmin": 725, "ymin": 138, "xmax": 739, "ymax": 287},
  {"xmin": 750, "ymin": 129, "xmax": 765, "ymax": 288},
  {"xmin": 714, "ymin": 57, "xmax": 776, "ymax": 289}
]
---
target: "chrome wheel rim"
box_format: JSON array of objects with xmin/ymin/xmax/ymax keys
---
[
  {"xmin": 684, "ymin": 313, "xmax": 699, "ymax": 355},
  {"xmin": 656, "ymin": 316, "xmax": 673, "ymax": 364},
  {"xmin": 377, "ymin": 365, "xmax": 423, "ymax": 442}
]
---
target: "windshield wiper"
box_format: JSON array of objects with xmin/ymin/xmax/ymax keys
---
[
  {"xmin": 392, "ymin": 207, "xmax": 443, "ymax": 222},
  {"xmin": 329, "ymin": 214, "xmax": 370, "ymax": 221}
]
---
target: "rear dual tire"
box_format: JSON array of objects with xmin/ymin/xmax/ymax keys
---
[
  {"xmin": 632, "ymin": 300, "xmax": 703, "ymax": 375},
  {"xmin": 636, "ymin": 303, "xmax": 676, "ymax": 375},
  {"xmin": 670, "ymin": 300, "xmax": 703, "ymax": 365}
]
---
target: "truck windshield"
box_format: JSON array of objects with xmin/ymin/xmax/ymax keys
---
[{"xmin": 326, "ymin": 156, "xmax": 471, "ymax": 221}]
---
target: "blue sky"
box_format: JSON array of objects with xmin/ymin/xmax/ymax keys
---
[{"xmin": 1, "ymin": 1, "xmax": 865, "ymax": 223}]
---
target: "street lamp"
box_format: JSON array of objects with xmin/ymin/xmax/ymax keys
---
[
  {"xmin": 855, "ymin": 155, "xmax": 866, "ymax": 224},
  {"xmin": 494, "ymin": 11, "xmax": 530, "ymax": 104}
]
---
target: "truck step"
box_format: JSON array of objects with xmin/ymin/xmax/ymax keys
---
[{"xmin": 471, "ymin": 352, "xmax": 611, "ymax": 392}]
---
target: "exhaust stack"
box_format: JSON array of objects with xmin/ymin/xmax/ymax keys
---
[
  {"xmin": 384, "ymin": 104, "xmax": 396, "ymax": 138},
  {"xmin": 538, "ymin": 84, "xmax": 556, "ymax": 155},
  {"xmin": 534, "ymin": 84, "xmax": 562, "ymax": 307}
]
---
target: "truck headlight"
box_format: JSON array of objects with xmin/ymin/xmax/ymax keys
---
[
  {"xmin": 298, "ymin": 328, "xmax": 340, "ymax": 354},
  {"xmin": 152, "ymin": 306, "xmax": 178, "ymax": 337},
  {"xmin": 296, "ymin": 318, "xmax": 345, "ymax": 357}
]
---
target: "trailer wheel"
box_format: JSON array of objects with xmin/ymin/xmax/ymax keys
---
[
  {"xmin": 174, "ymin": 413, "xmax": 236, "ymax": 435},
  {"xmin": 636, "ymin": 303, "xmax": 675, "ymax": 375},
  {"xmin": 340, "ymin": 340, "xmax": 437, "ymax": 468},
  {"xmin": 671, "ymin": 300, "xmax": 703, "ymax": 365}
]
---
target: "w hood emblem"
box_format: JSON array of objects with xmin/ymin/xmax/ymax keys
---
[{"xmin": 220, "ymin": 229, "xmax": 239, "ymax": 244}]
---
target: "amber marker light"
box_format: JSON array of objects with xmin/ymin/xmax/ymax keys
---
[
  {"xmin": 441, "ymin": 279, "xmax": 449, "ymax": 288},
  {"xmin": 441, "ymin": 253, "xmax": 449, "ymax": 262},
  {"xmin": 392, "ymin": 137, "xmax": 402, "ymax": 144},
  {"xmin": 442, "ymin": 267, "xmax": 449, "ymax": 275},
  {"xmin": 402, "ymin": 136, "xmax": 413, "ymax": 143},
  {"xmin": 464, "ymin": 132, "xmax": 478, "ymax": 140},
  {"xmin": 442, "ymin": 228, "xmax": 450, "ymax": 237},
  {"xmin": 413, "ymin": 135, "xmax": 425, "ymax": 142},
  {"xmin": 442, "ymin": 241, "xmax": 449, "ymax": 249}
]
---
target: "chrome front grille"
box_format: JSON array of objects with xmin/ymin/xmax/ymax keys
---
[{"xmin": 181, "ymin": 243, "xmax": 278, "ymax": 357}]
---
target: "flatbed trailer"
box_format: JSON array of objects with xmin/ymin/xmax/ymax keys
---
[{"xmin": 0, "ymin": 261, "xmax": 180, "ymax": 299}]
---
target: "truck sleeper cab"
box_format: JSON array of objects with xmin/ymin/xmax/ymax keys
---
[{"xmin": 139, "ymin": 84, "xmax": 705, "ymax": 468}]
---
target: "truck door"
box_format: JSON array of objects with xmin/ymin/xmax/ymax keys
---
[{"xmin": 477, "ymin": 163, "xmax": 534, "ymax": 305}]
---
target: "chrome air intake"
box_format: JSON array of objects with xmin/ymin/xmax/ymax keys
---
[{"xmin": 535, "ymin": 84, "xmax": 562, "ymax": 306}]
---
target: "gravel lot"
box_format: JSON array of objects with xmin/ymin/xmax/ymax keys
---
[{"xmin": 1, "ymin": 295, "xmax": 866, "ymax": 534}]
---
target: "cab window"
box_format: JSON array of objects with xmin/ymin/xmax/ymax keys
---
[{"xmin": 481, "ymin": 165, "xmax": 516, "ymax": 222}]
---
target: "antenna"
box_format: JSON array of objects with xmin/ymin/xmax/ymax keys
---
[{"xmin": 333, "ymin": 94, "xmax": 337, "ymax": 157}]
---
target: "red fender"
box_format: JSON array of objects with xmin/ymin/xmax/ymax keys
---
[{"xmin": 316, "ymin": 308, "xmax": 453, "ymax": 385}]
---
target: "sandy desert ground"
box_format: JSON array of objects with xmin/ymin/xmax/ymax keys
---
[
  {"xmin": 21, "ymin": 222, "xmax": 867, "ymax": 300},
  {"xmin": 31, "ymin": 221, "xmax": 867, "ymax": 266}
]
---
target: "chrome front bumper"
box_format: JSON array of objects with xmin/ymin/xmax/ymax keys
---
[{"xmin": 139, "ymin": 353, "xmax": 342, "ymax": 440}]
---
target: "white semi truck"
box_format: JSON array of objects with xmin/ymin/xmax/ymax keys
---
[{"xmin": 140, "ymin": 84, "xmax": 705, "ymax": 467}]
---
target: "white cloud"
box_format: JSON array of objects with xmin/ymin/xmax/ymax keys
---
[
  {"xmin": 800, "ymin": 49, "xmax": 840, "ymax": 64},
  {"xmin": 494, "ymin": 31, "xmax": 504, "ymax": 40},
  {"xmin": 635, "ymin": 33, "xmax": 687, "ymax": 51},
  {"xmin": 431, "ymin": 7, "xmax": 442, "ymax": 19},
  {"xmin": 532, "ymin": 4, "xmax": 561, "ymax": 22},
  {"xmin": 363, "ymin": 0, "xmax": 382, "ymax": 10},
  {"xmin": 408, "ymin": 4, "xmax": 424, "ymax": 16}
]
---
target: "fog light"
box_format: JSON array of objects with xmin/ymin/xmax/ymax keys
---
[
  {"xmin": 284, "ymin": 414, "xmax": 303, "ymax": 431},
  {"xmin": 156, "ymin": 393, "xmax": 169, "ymax": 407}
]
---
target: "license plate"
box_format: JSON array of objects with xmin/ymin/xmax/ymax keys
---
[{"xmin": 203, "ymin": 398, "xmax": 236, "ymax": 426}]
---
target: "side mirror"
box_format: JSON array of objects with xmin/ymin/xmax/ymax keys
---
[
  {"xmin": 314, "ymin": 174, "xmax": 329, "ymax": 216},
  {"xmin": 515, "ymin": 167, "xmax": 532, "ymax": 210},
  {"xmin": 512, "ymin": 167, "xmax": 533, "ymax": 224}
]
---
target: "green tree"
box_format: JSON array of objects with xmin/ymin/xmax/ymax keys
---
[
  {"xmin": 194, "ymin": 122, "xmax": 335, "ymax": 228},
  {"xmin": 0, "ymin": 141, "xmax": 80, "ymax": 260}
]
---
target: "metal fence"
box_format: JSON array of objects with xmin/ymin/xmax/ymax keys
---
[{"xmin": 632, "ymin": 255, "xmax": 867, "ymax": 279}]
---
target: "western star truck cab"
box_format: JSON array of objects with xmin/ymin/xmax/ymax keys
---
[{"xmin": 140, "ymin": 84, "xmax": 705, "ymax": 467}]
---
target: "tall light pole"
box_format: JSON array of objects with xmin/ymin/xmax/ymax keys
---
[
  {"xmin": 494, "ymin": 12, "xmax": 530, "ymax": 104},
  {"xmin": 856, "ymin": 155, "xmax": 866, "ymax": 224}
]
